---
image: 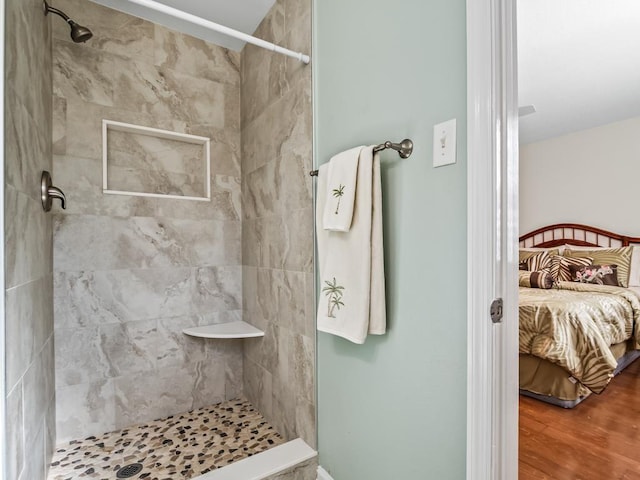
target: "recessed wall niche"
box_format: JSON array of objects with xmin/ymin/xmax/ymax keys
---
[{"xmin": 102, "ymin": 120, "xmax": 211, "ymax": 201}]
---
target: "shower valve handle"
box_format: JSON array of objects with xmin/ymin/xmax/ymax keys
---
[
  {"xmin": 41, "ymin": 171, "xmax": 66, "ymax": 211},
  {"xmin": 47, "ymin": 185, "xmax": 66, "ymax": 209}
]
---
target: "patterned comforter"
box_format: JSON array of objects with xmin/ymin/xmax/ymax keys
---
[{"xmin": 519, "ymin": 282, "xmax": 640, "ymax": 393}]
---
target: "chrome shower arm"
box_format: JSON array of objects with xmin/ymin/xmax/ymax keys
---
[{"xmin": 44, "ymin": 1, "xmax": 71, "ymax": 23}]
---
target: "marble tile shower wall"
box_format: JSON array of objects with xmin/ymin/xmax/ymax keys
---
[
  {"xmin": 4, "ymin": 0, "xmax": 56, "ymax": 479},
  {"xmin": 240, "ymin": 0, "xmax": 316, "ymax": 447},
  {"xmin": 51, "ymin": 0, "xmax": 243, "ymax": 442}
]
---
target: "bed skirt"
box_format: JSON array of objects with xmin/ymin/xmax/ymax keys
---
[{"xmin": 520, "ymin": 342, "xmax": 640, "ymax": 408}]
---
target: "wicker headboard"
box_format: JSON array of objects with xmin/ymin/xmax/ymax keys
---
[{"xmin": 519, "ymin": 223, "xmax": 640, "ymax": 249}]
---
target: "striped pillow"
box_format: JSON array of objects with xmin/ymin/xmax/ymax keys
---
[
  {"xmin": 564, "ymin": 247, "xmax": 633, "ymax": 287},
  {"xmin": 519, "ymin": 270, "xmax": 554, "ymax": 289},
  {"xmin": 523, "ymin": 250, "xmax": 554, "ymax": 272},
  {"xmin": 519, "ymin": 248, "xmax": 560, "ymax": 263},
  {"xmin": 550, "ymin": 255, "xmax": 593, "ymax": 282}
]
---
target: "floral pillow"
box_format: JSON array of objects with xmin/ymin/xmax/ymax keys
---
[
  {"xmin": 564, "ymin": 247, "xmax": 633, "ymax": 287},
  {"xmin": 549, "ymin": 255, "xmax": 593, "ymax": 282},
  {"xmin": 569, "ymin": 264, "xmax": 620, "ymax": 286}
]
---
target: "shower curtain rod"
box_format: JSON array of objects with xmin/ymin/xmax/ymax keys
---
[{"xmin": 119, "ymin": 0, "xmax": 310, "ymax": 64}]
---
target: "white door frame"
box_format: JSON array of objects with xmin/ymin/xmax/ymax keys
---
[{"xmin": 466, "ymin": 0, "xmax": 519, "ymax": 478}]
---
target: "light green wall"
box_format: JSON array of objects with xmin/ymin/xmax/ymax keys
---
[{"xmin": 314, "ymin": 1, "xmax": 467, "ymax": 478}]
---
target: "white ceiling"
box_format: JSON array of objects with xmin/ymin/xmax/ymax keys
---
[
  {"xmin": 518, "ymin": 0, "xmax": 640, "ymax": 144},
  {"xmin": 90, "ymin": 0, "xmax": 276, "ymax": 51}
]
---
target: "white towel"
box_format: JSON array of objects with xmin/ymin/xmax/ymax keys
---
[
  {"xmin": 316, "ymin": 145, "xmax": 386, "ymax": 344},
  {"xmin": 322, "ymin": 146, "xmax": 364, "ymax": 232}
]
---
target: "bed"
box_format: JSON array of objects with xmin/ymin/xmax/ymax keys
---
[{"xmin": 519, "ymin": 223, "xmax": 640, "ymax": 408}]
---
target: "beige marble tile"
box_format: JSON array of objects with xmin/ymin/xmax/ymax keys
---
[
  {"xmin": 244, "ymin": 322, "xmax": 279, "ymax": 375},
  {"xmin": 53, "ymin": 39, "xmax": 115, "ymax": 107},
  {"xmin": 283, "ymin": 0, "xmax": 312, "ymax": 35},
  {"xmin": 54, "ymin": 214, "xmax": 241, "ymax": 271},
  {"xmin": 6, "ymin": 0, "xmax": 52, "ymax": 126},
  {"xmin": 21, "ymin": 417, "xmax": 46, "ymax": 480},
  {"xmin": 64, "ymin": 99, "xmax": 188, "ymax": 161},
  {"xmin": 53, "ymin": 0, "xmax": 155, "ymax": 62},
  {"xmin": 55, "ymin": 379, "xmax": 116, "ymax": 443},
  {"xmin": 255, "ymin": 0, "xmax": 286, "ymax": 44},
  {"xmin": 156, "ymin": 315, "xmax": 208, "ymax": 370},
  {"xmin": 242, "ymin": 266, "xmax": 260, "ymax": 316},
  {"xmin": 243, "ymin": 160, "xmax": 280, "ymax": 219},
  {"xmin": 53, "ymin": 154, "xmax": 240, "ymax": 220},
  {"xmin": 277, "ymin": 270, "xmax": 307, "ymax": 332},
  {"xmin": 23, "ymin": 336, "xmax": 56, "ymax": 449},
  {"xmin": 54, "ymin": 320, "xmax": 157, "ymax": 387},
  {"xmin": 271, "ymin": 327, "xmax": 295, "ymax": 440},
  {"xmin": 303, "ymin": 272, "xmax": 317, "ymax": 339},
  {"xmin": 241, "ymin": 43, "xmax": 273, "ymax": 127},
  {"xmin": 262, "ymin": 216, "xmax": 287, "ymax": 269},
  {"xmin": 45, "ymin": 400, "xmax": 56, "ymax": 478},
  {"xmin": 256, "ymin": 268, "xmax": 280, "ymax": 323},
  {"xmin": 112, "ymin": 58, "xmax": 227, "ymax": 128},
  {"xmin": 112, "ymin": 362, "xmax": 227, "ymax": 428},
  {"xmin": 100, "ymin": 321, "xmax": 158, "ymax": 376},
  {"xmin": 244, "ymin": 358, "xmax": 273, "ymax": 421},
  {"xmin": 53, "ymin": 154, "xmax": 158, "ymax": 218},
  {"xmin": 281, "ymin": 10, "xmax": 312, "ymax": 88},
  {"xmin": 223, "ymin": 340, "xmax": 244, "ymax": 400},
  {"xmin": 5, "ymin": 88, "xmax": 51, "ymax": 201},
  {"xmin": 293, "ymin": 334, "xmax": 315, "ymax": 406},
  {"xmin": 242, "ymin": 75, "xmax": 312, "ymax": 175},
  {"xmin": 52, "ymin": 95, "xmax": 67, "ymax": 155},
  {"xmin": 6, "ymin": 383, "xmax": 24, "ymax": 480},
  {"xmin": 283, "ymin": 207, "xmax": 314, "ymax": 273},
  {"xmin": 192, "ymin": 266, "xmax": 242, "ymax": 313},
  {"xmin": 54, "ymin": 267, "xmax": 241, "ymax": 330},
  {"xmin": 241, "ymin": 218, "xmax": 260, "ymax": 268},
  {"xmin": 191, "ymin": 360, "xmax": 227, "ymax": 410},
  {"xmin": 5, "ymin": 186, "xmax": 53, "ymax": 289},
  {"xmin": 5, "ymin": 276, "xmax": 54, "ymax": 391},
  {"xmin": 295, "ymin": 400, "xmax": 317, "ymax": 449},
  {"xmin": 154, "ymin": 26, "xmax": 240, "ymax": 86}
]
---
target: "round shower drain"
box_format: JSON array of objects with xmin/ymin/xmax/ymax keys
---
[{"xmin": 116, "ymin": 463, "xmax": 143, "ymax": 478}]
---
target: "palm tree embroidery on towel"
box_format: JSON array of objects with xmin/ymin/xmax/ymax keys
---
[
  {"xmin": 323, "ymin": 277, "xmax": 345, "ymax": 318},
  {"xmin": 332, "ymin": 184, "xmax": 345, "ymax": 214}
]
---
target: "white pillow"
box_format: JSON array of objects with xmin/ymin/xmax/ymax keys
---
[
  {"xmin": 630, "ymin": 247, "xmax": 640, "ymax": 287},
  {"xmin": 563, "ymin": 244, "xmax": 606, "ymax": 251}
]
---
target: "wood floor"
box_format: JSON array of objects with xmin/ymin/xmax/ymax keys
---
[{"xmin": 519, "ymin": 359, "xmax": 640, "ymax": 480}]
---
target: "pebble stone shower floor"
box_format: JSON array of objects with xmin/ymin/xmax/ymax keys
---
[{"xmin": 47, "ymin": 399, "xmax": 285, "ymax": 480}]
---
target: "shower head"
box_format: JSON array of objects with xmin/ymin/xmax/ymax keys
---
[
  {"xmin": 67, "ymin": 20, "xmax": 93, "ymax": 43},
  {"xmin": 44, "ymin": 1, "xmax": 93, "ymax": 43}
]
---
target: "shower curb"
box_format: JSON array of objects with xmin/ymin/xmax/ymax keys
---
[
  {"xmin": 316, "ymin": 465, "xmax": 335, "ymax": 480},
  {"xmin": 193, "ymin": 438, "xmax": 317, "ymax": 480}
]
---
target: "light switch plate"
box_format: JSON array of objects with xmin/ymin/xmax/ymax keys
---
[{"xmin": 433, "ymin": 118, "xmax": 457, "ymax": 167}]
